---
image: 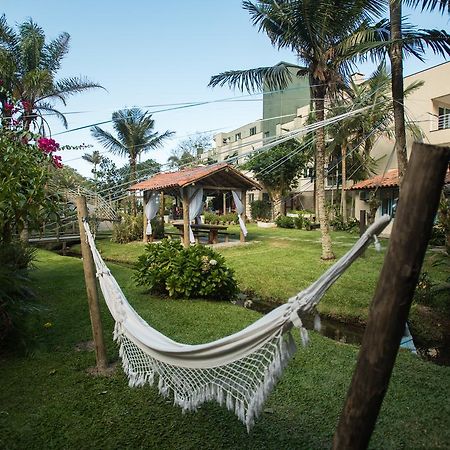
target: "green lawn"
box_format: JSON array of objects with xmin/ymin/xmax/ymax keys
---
[{"xmin": 0, "ymin": 248, "xmax": 449, "ymax": 449}]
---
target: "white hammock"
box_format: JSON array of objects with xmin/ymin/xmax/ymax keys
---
[{"xmin": 83, "ymin": 216, "xmax": 390, "ymax": 430}]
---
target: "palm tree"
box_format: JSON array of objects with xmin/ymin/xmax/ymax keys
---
[
  {"xmin": 210, "ymin": 0, "xmax": 386, "ymax": 260},
  {"xmin": 82, "ymin": 150, "xmax": 103, "ymax": 192},
  {"xmin": 0, "ymin": 15, "xmax": 102, "ymax": 131},
  {"xmin": 328, "ymin": 65, "xmax": 423, "ymax": 222},
  {"xmin": 91, "ymin": 108, "xmax": 174, "ymax": 215},
  {"xmin": 388, "ymin": 0, "xmax": 450, "ymax": 185}
]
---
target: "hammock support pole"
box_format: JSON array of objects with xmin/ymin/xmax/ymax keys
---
[
  {"xmin": 76, "ymin": 195, "xmax": 109, "ymax": 373},
  {"xmin": 333, "ymin": 143, "xmax": 450, "ymax": 449},
  {"xmin": 182, "ymin": 188, "xmax": 190, "ymax": 248}
]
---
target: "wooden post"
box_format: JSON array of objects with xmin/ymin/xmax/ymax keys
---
[
  {"xmin": 143, "ymin": 190, "xmax": 148, "ymax": 243},
  {"xmin": 76, "ymin": 196, "xmax": 108, "ymax": 373},
  {"xmin": 223, "ymin": 192, "xmax": 227, "ymax": 214},
  {"xmin": 359, "ymin": 210, "xmax": 367, "ymax": 258},
  {"xmin": 182, "ymin": 188, "xmax": 190, "ymax": 248},
  {"xmin": 333, "ymin": 143, "xmax": 450, "ymax": 450},
  {"xmin": 240, "ymin": 190, "xmax": 247, "ymax": 243}
]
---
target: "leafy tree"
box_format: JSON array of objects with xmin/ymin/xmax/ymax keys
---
[
  {"xmin": 210, "ymin": 0, "xmax": 386, "ymax": 259},
  {"xmin": 0, "ymin": 15, "xmax": 102, "ymax": 131},
  {"xmin": 167, "ymin": 133, "xmax": 213, "ymax": 169},
  {"xmin": 244, "ymin": 140, "xmax": 311, "ymax": 217},
  {"xmin": 91, "ymin": 108, "xmax": 173, "ymax": 215}
]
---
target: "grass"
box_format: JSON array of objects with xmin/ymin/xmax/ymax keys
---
[{"xmin": 0, "ymin": 248, "xmax": 449, "ymax": 449}]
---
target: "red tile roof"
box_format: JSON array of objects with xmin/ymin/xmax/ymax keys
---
[
  {"xmin": 129, "ymin": 163, "xmax": 261, "ymax": 191},
  {"xmin": 348, "ymin": 169, "xmax": 399, "ymax": 190},
  {"xmin": 349, "ymin": 168, "xmax": 450, "ymax": 190}
]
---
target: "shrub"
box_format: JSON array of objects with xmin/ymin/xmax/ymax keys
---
[
  {"xmin": 293, "ymin": 215, "xmax": 303, "ymax": 229},
  {"xmin": 134, "ymin": 240, "xmax": 238, "ymax": 300},
  {"xmin": 330, "ymin": 215, "xmax": 360, "ymax": 233},
  {"xmin": 203, "ymin": 212, "xmax": 219, "ymax": 224},
  {"xmin": 275, "ymin": 215, "xmax": 295, "ymax": 228},
  {"xmin": 112, "ymin": 213, "xmax": 164, "ymax": 243},
  {"xmin": 0, "ymin": 241, "xmax": 38, "ymax": 348},
  {"xmin": 413, "ymin": 271, "xmax": 434, "ymax": 306},
  {"xmin": 250, "ymin": 200, "xmax": 272, "ymax": 221}
]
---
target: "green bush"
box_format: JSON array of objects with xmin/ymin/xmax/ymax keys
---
[
  {"xmin": 0, "ymin": 241, "xmax": 37, "ymax": 348},
  {"xmin": 275, "ymin": 215, "xmax": 295, "ymax": 228},
  {"xmin": 250, "ymin": 200, "xmax": 272, "ymax": 221},
  {"xmin": 293, "ymin": 215, "xmax": 303, "ymax": 229},
  {"xmin": 112, "ymin": 213, "xmax": 165, "ymax": 243},
  {"xmin": 413, "ymin": 271, "xmax": 434, "ymax": 306},
  {"xmin": 134, "ymin": 240, "xmax": 239, "ymax": 300},
  {"xmin": 330, "ymin": 215, "xmax": 360, "ymax": 233},
  {"xmin": 203, "ymin": 212, "xmax": 220, "ymax": 224}
]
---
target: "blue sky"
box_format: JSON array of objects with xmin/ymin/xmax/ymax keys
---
[{"xmin": 3, "ymin": 0, "xmax": 449, "ymax": 177}]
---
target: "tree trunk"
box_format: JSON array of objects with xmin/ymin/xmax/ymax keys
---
[
  {"xmin": 341, "ymin": 142, "xmax": 348, "ymax": 223},
  {"xmin": 130, "ymin": 157, "xmax": 137, "ymax": 216},
  {"xmin": 271, "ymin": 190, "xmax": 284, "ymax": 218},
  {"xmin": 389, "ymin": 0, "xmax": 408, "ymax": 187},
  {"xmin": 315, "ymin": 84, "xmax": 335, "ymax": 260}
]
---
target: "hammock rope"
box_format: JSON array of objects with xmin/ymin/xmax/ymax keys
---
[{"xmin": 83, "ymin": 215, "xmax": 390, "ymax": 430}]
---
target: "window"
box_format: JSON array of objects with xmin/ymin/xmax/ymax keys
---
[
  {"xmin": 264, "ymin": 131, "xmax": 270, "ymax": 138},
  {"xmin": 235, "ymin": 133, "xmax": 241, "ymax": 141},
  {"xmin": 262, "ymin": 192, "xmax": 270, "ymax": 202},
  {"xmin": 250, "ymin": 126, "xmax": 257, "ymax": 136},
  {"xmin": 380, "ymin": 189, "xmax": 398, "ymax": 217},
  {"xmin": 438, "ymin": 107, "xmax": 450, "ymax": 130},
  {"xmin": 248, "ymin": 193, "xmax": 255, "ymax": 203}
]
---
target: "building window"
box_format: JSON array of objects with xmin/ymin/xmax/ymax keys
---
[
  {"xmin": 380, "ymin": 189, "xmax": 398, "ymax": 217},
  {"xmin": 248, "ymin": 193, "xmax": 255, "ymax": 203},
  {"xmin": 235, "ymin": 133, "xmax": 241, "ymax": 141},
  {"xmin": 438, "ymin": 107, "xmax": 450, "ymax": 130},
  {"xmin": 250, "ymin": 126, "xmax": 257, "ymax": 136},
  {"xmin": 264, "ymin": 131, "xmax": 270, "ymax": 138}
]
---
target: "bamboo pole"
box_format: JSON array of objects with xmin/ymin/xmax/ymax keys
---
[
  {"xmin": 76, "ymin": 196, "xmax": 108, "ymax": 373},
  {"xmin": 182, "ymin": 188, "xmax": 190, "ymax": 248},
  {"xmin": 333, "ymin": 143, "xmax": 450, "ymax": 449}
]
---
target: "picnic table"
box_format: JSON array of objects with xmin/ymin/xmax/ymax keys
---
[{"xmin": 172, "ymin": 221, "xmax": 228, "ymax": 244}]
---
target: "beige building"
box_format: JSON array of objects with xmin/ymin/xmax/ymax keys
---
[
  {"xmin": 211, "ymin": 61, "xmax": 450, "ymax": 222},
  {"xmin": 352, "ymin": 61, "xmax": 450, "ymax": 234}
]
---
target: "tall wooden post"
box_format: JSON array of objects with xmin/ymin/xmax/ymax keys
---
[
  {"xmin": 76, "ymin": 196, "xmax": 108, "ymax": 373},
  {"xmin": 223, "ymin": 192, "xmax": 227, "ymax": 214},
  {"xmin": 333, "ymin": 143, "xmax": 450, "ymax": 449},
  {"xmin": 143, "ymin": 190, "xmax": 148, "ymax": 243},
  {"xmin": 182, "ymin": 188, "xmax": 190, "ymax": 248},
  {"xmin": 240, "ymin": 190, "xmax": 247, "ymax": 243}
]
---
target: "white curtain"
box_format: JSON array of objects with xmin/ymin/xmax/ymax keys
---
[
  {"xmin": 144, "ymin": 192, "xmax": 160, "ymax": 235},
  {"xmin": 184, "ymin": 186, "xmax": 204, "ymax": 243},
  {"xmin": 232, "ymin": 190, "xmax": 247, "ymax": 236}
]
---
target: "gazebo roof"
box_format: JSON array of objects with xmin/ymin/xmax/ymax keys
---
[{"xmin": 129, "ymin": 163, "xmax": 261, "ymax": 193}]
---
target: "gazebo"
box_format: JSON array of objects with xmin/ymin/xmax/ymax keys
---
[{"xmin": 129, "ymin": 163, "xmax": 261, "ymax": 247}]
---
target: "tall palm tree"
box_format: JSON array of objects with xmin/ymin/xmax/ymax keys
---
[
  {"xmin": 388, "ymin": 0, "xmax": 450, "ymax": 185},
  {"xmin": 82, "ymin": 150, "xmax": 103, "ymax": 189},
  {"xmin": 328, "ymin": 65, "xmax": 423, "ymax": 221},
  {"xmin": 0, "ymin": 15, "xmax": 102, "ymax": 131},
  {"xmin": 91, "ymin": 108, "xmax": 174, "ymax": 215},
  {"xmin": 210, "ymin": 0, "xmax": 386, "ymax": 260}
]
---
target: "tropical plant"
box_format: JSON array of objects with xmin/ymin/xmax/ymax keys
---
[
  {"xmin": 91, "ymin": 108, "xmax": 173, "ymax": 215},
  {"xmin": 210, "ymin": 0, "xmax": 388, "ymax": 259},
  {"xmin": 82, "ymin": 150, "xmax": 102, "ymax": 183},
  {"xmin": 250, "ymin": 199, "xmax": 272, "ymax": 221},
  {"xmin": 0, "ymin": 15, "xmax": 102, "ymax": 131},
  {"xmin": 134, "ymin": 240, "xmax": 239, "ymax": 300}
]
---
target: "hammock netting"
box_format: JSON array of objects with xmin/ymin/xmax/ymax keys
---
[{"xmin": 83, "ymin": 216, "xmax": 390, "ymax": 430}]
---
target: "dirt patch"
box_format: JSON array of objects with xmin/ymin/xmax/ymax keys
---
[
  {"xmin": 86, "ymin": 362, "xmax": 118, "ymax": 377},
  {"xmin": 74, "ymin": 340, "xmax": 95, "ymax": 352}
]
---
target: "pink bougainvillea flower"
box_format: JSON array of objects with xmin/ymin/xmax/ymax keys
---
[
  {"xmin": 52, "ymin": 154, "xmax": 63, "ymax": 169},
  {"xmin": 38, "ymin": 137, "xmax": 60, "ymax": 154},
  {"xmin": 3, "ymin": 102, "xmax": 14, "ymax": 111}
]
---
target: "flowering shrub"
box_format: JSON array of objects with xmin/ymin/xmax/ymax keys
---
[{"xmin": 134, "ymin": 240, "xmax": 239, "ymax": 300}]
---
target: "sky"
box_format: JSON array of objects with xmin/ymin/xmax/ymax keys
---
[{"xmin": 2, "ymin": 0, "xmax": 449, "ymax": 177}]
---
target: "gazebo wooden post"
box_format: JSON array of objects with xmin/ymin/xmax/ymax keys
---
[
  {"xmin": 143, "ymin": 190, "xmax": 148, "ymax": 243},
  {"xmin": 223, "ymin": 192, "xmax": 227, "ymax": 215},
  {"xmin": 182, "ymin": 188, "xmax": 190, "ymax": 248},
  {"xmin": 240, "ymin": 190, "xmax": 247, "ymax": 242},
  {"xmin": 333, "ymin": 143, "xmax": 450, "ymax": 449},
  {"xmin": 160, "ymin": 191, "xmax": 165, "ymax": 223}
]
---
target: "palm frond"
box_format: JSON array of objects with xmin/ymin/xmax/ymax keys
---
[
  {"xmin": 0, "ymin": 14, "xmax": 19, "ymax": 53},
  {"xmin": 91, "ymin": 126, "xmax": 128, "ymax": 157},
  {"xmin": 209, "ymin": 64, "xmax": 295, "ymax": 93},
  {"xmin": 43, "ymin": 32, "xmax": 70, "ymax": 72},
  {"xmin": 50, "ymin": 77, "xmax": 104, "ymax": 100},
  {"xmin": 35, "ymin": 100, "xmax": 68, "ymax": 129},
  {"xmin": 405, "ymin": 0, "xmax": 450, "ymax": 13},
  {"xmin": 18, "ymin": 19, "xmax": 45, "ymax": 73}
]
